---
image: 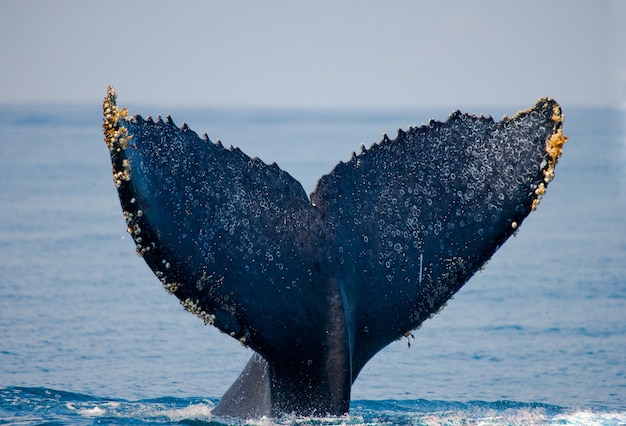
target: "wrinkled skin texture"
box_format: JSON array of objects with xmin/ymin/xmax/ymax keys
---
[{"xmin": 102, "ymin": 88, "xmax": 566, "ymax": 419}]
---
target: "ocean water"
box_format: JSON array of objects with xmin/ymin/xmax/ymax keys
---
[{"xmin": 0, "ymin": 102, "xmax": 624, "ymax": 425}]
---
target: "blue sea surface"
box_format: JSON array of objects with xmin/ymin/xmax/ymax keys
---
[{"xmin": 0, "ymin": 103, "xmax": 624, "ymax": 425}]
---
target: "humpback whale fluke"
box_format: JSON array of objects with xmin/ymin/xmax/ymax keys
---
[{"xmin": 102, "ymin": 87, "xmax": 567, "ymax": 419}]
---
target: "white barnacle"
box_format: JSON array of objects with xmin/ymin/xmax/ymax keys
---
[
  {"xmin": 204, "ymin": 313, "xmax": 216, "ymax": 325},
  {"xmin": 535, "ymin": 183, "xmax": 546, "ymax": 196},
  {"xmin": 136, "ymin": 209, "xmax": 143, "ymax": 217},
  {"xmin": 544, "ymin": 168, "xmax": 555, "ymax": 183},
  {"xmin": 531, "ymin": 198, "xmax": 541, "ymax": 211},
  {"xmin": 163, "ymin": 281, "xmax": 181, "ymax": 294},
  {"xmin": 181, "ymin": 298, "xmax": 194, "ymax": 312},
  {"xmin": 511, "ymin": 221, "xmax": 518, "ymax": 229}
]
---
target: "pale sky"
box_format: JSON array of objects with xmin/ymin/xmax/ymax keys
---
[{"xmin": 1, "ymin": 0, "xmax": 624, "ymax": 109}]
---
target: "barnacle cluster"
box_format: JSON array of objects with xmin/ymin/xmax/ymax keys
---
[
  {"xmin": 103, "ymin": 86, "xmax": 133, "ymax": 186},
  {"xmin": 181, "ymin": 298, "xmax": 216, "ymax": 325},
  {"xmin": 532, "ymin": 101, "xmax": 568, "ymax": 210},
  {"xmin": 102, "ymin": 86, "xmax": 132, "ymax": 153},
  {"xmin": 103, "ymin": 86, "xmax": 182, "ymax": 301}
]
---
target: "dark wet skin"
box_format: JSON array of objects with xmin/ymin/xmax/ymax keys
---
[{"xmin": 103, "ymin": 88, "xmax": 566, "ymax": 418}]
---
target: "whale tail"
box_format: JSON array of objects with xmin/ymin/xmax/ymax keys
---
[{"xmin": 103, "ymin": 87, "xmax": 566, "ymax": 418}]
